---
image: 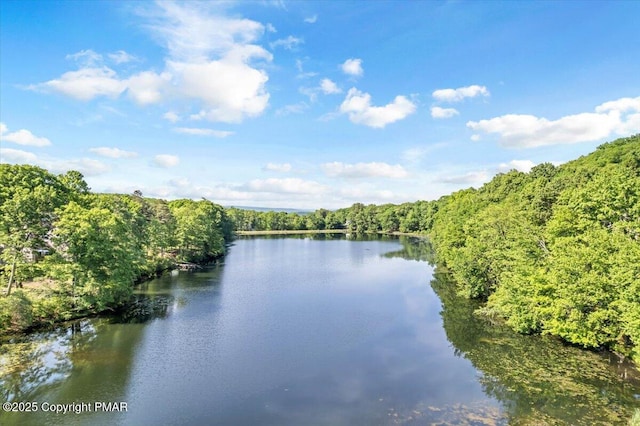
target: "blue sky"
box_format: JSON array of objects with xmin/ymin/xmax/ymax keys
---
[{"xmin": 1, "ymin": 1, "xmax": 639, "ymax": 209}]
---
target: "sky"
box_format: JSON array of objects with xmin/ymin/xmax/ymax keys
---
[{"xmin": 1, "ymin": 0, "xmax": 639, "ymax": 210}]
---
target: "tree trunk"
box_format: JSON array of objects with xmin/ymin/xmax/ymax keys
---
[{"xmin": 5, "ymin": 250, "xmax": 18, "ymax": 297}]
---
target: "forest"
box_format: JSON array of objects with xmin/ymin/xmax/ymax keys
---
[
  {"xmin": 1, "ymin": 134, "xmax": 638, "ymax": 363},
  {"xmin": 0, "ymin": 165, "xmax": 233, "ymax": 333},
  {"xmin": 231, "ymin": 134, "xmax": 640, "ymax": 362}
]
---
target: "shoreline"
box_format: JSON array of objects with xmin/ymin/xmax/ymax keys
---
[
  {"xmin": 235, "ymin": 229, "xmax": 428, "ymax": 237},
  {"xmin": 236, "ymin": 229, "xmax": 347, "ymax": 235}
]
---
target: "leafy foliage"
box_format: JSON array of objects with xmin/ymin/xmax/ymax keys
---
[
  {"xmin": 229, "ymin": 134, "xmax": 640, "ymax": 361},
  {"xmin": 0, "ymin": 165, "xmax": 232, "ymax": 333}
]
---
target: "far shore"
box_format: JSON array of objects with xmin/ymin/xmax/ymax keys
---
[
  {"xmin": 235, "ymin": 229, "xmax": 348, "ymax": 235},
  {"xmin": 235, "ymin": 229, "xmax": 427, "ymax": 237}
]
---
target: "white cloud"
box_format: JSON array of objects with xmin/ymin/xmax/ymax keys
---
[
  {"xmin": 66, "ymin": 49, "xmax": 103, "ymax": 66},
  {"xmin": 126, "ymin": 71, "xmax": 170, "ymax": 105},
  {"xmin": 339, "ymin": 88, "xmax": 416, "ymax": 128},
  {"xmin": 400, "ymin": 143, "xmax": 447, "ymax": 163},
  {"xmin": 0, "ymin": 146, "xmax": 110, "ymax": 176},
  {"xmin": 322, "ymin": 162, "xmax": 409, "ymax": 179},
  {"xmin": 439, "ymin": 171, "xmax": 489, "ymax": 185},
  {"xmin": 304, "ymin": 15, "xmax": 318, "ymax": 24},
  {"xmin": 269, "ymin": 35, "xmax": 303, "ymax": 50},
  {"xmin": 108, "ymin": 50, "xmax": 137, "ymax": 64},
  {"xmin": 595, "ymin": 97, "xmax": 640, "ymax": 113},
  {"xmin": 467, "ymin": 96, "xmax": 640, "ymax": 148},
  {"xmin": 498, "ymin": 159, "xmax": 536, "ymax": 173},
  {"xmin": 0, "ymin": 148, "xmax": 38, "ymax": 163},
  {"xmin": 295, "ymin": 59, "xmax": 317, "ymax": 79},
  {"xmin": 31, "ymin": 66, "xmax": 126, "ymax": 101},
  {"xmin": 263, "ymin": 162, "xmax": 292, "ymax": 172},
  {"xmin": 245, "ymin": 178, "xmax": 328, "ymax": 194},
  {"xmin": 173, "ymin": 127, "xmax": 234, "ymax": 137},
  {"xmin": 30, "ymin": 2, "xmax": 272, "ymax": 123},
  {"xmin": 337, "ymin": 186, "xmax": 400, "ymax": 204},
  {"xmin": 432, "ymin": 85, "xmax": 489, "ymax": 102},
  {"xmin": 320, "ymin": 78, "xmax": 341, "ymax": 94},
  {"xmin": 275, "ymin": 102, "xmax": 309, "ymax": 116},
  {"xmin": 470, "ymin": 134, "xmax": 481, "ymax": 141},
  {"xmin": 265, "ymin": 23, "xmax": 277, "ymax": 33},
  {"xmin": 163, "ymin": 111, "xmax": 180, "ymax": 123},
  {"xmin": 144, "ymin": 1, "xmax": 265, "ymax": 62},
  {"xmin": 401, "ymin": 148, "xmax": 427, "ymax": 164},
  {"xmin": 47, "ymin": 158, "xmax": 110, "ymax": 176},
  {"xmin": 89, "ymin": 147, "xmax": 138, "ymax": 158},
  {"xmin": 0, "ymin": 123, "xmax": 52, "ymax": 146},
  {"xmin": 168, "ymin": 58, "xmax": 270, "ymax": 123},
  {"xmin": 341, "ymin": 58, "xmax": 363, "ymax": 77},
  {"xmin": 430, "ymin": 106, "xmax": 459, "ymax": 119},
  {"xmin": 154, "ymin": 154, "xmax": 180, "ymax": 168}
]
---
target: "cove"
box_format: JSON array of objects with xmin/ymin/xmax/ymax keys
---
[{"xmin": 1, "ymin": 235, "xmax": 638, "ymax": 425}]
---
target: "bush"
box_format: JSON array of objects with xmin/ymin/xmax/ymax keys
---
[{"xmin": 0, "ymin": 291, "xmax": 34, "ymax": 332}]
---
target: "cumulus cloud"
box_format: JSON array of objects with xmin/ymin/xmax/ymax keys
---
[
  {"xmin": 322, "ymin": 162, "xmax": 409, "ymax": 179},
  {"xmin": 163, "ymin": 111, "xmax": 180, "ymax": 122},
  {"xmin": 430, "ymin": 106, "xmax": 459, "ymax": 119},
  {"xmin": 168, "ymin": 58, "xmax": 270, "ymax": 123},
  {"xmin": 245, "ymin": 178, "xmax": 327, "ymax": 195},
  {"xmin": 498, "ymin": 159, "xmax": 536, "ymax": 173},
  {"xmin": 126, "ymin": 71, "xmax": 171, "ymax": 105},
  {"xmin": 30, "ymin": 66, "xmax": 126, "ymax": 101},
  {"xmin": 269, "ymin": 35, "xmax": 303, "ymax": 50},
  {"xmin": 29, "ymin": 2, "xmax": 272, "ymax": 123},
  {"xmin": 0, "ymin": 144, "xmax": 110, "ymax": 176},
  {"xmin": 154, "ymin": 154, "xmax": 180, "ymax": 168},
  {"xmin": 467, "ymin": 96, "xmax": 640, "ymax": 148},
  {"xmin": 341, "ymin": 58, "xmax": 363, "ymax": 77},
  {"xmin": 47, "ymin": 158, "xmax": 110, "ymax": 176},
  {"xmin": 89, "ymin": 147, "xmax": 138, "ymax": 158},
  {"xmin": 432, "ymin": 85, "xmax": 489, "ymax": 102},
  {"xmin": 173, "ymin": 127, "xmax": 234, "ymax": 137},
  {"xmin": 0, "ymin": 148, "xmax": 39, "ymax": 163},
  {"xmin": 320, "ymin": 78, "xmax": 341, "ymax": 94},
  {"xmin": 595, "ymin": 97, "xmax": 640, "ymax": 113},
  {"xmin": 0, "ymin": 123, "xmax": 52, "ymax": 146},
  {"xmin": 304, "ymin": 15, "xmax": 318, "ymax": 24},
  {"xmin": 339, "ymin": 88, "xmax": 416, "ymax": 128},
  {"xmin": 263, "ymin": 162, "xmax": 292, "ymax": 172}
]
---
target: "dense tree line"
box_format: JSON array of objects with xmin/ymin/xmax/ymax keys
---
[
  {"xmin": 232, "ymin": 134, "xmax": 639, "ymax": 361},
  {"xmin": 227, "ymin": 200, "xmax": 437, "ymax": 234},
  {"xmin": 0, "ymin": 165, "xmax": 232, "ymax": 333},
  {"xmin": 428, "ymin": 135, "xmax": 639, "ymax": 362},
  {"xmin": 2, "ymin": 135, "xmax": 638, "ymax": 362}
]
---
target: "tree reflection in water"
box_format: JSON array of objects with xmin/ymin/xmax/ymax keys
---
[
  {"xmin": 430, "ymin": 270, "xmax": 640, "ymax": 425},
  {"xmin": 0, "ymin": 320, "xmax": 95, "ymax": 403}
]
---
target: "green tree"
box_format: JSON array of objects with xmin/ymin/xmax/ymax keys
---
[{"xmin": 0, "ymin": 165, "xmax": 68, "ymax": 295}]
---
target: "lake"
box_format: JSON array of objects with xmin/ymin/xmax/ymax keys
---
[{"xmin": 1, "ymin": 235, "xmax": 638, "ymax": 425}]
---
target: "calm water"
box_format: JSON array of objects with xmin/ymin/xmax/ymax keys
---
[{"xmin": 1, "ymin": 235, "xmax": 638, "ymax": 425}]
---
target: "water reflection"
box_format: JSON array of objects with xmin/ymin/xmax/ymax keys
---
[
  {"xmin": 0, "ymin": 236, "xmax": 638, "ymax": 426},
  {"xmin": 430, "ymin": 269, "xmax": 640, "ymax": 425}
]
